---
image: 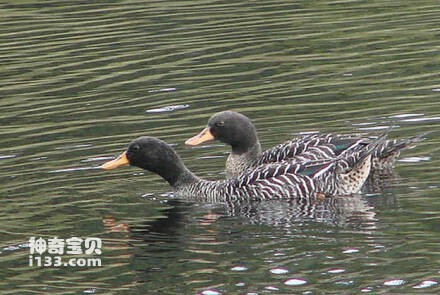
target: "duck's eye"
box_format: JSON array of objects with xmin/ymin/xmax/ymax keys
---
[
  {"xmin": 131, "ymin": 144, "xmax": 141, "ymax": 152},
  {"xmin": 215, "ymin": 121, "xmax": 225, "ymax": 127}
]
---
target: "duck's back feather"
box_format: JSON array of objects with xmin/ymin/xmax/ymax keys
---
[{"xmin": 257, "ymin": 133, "xmax": 423, "ymax": 169}]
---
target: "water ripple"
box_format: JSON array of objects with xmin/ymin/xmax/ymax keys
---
[
  {"xmin": 413, "ymin": 280, "xmax": 438, "ymax": 289},
  {"xmin": 0, "ymin": 0, "xmax": 439, "ymax": 294},
  {"xmin": 146, "ymin": 104, "xmax": 190, "ymax": 113},
  {"xmin": 383, "ymin": 279, "xmax": 406, "ymax": 286},
  {"xmin": 270, "ymin": 267, "xmax": 289, "ymax": 275},
  {"xmin": 284, "ymin": 278, "xmax": 307, "ymax": 286}
]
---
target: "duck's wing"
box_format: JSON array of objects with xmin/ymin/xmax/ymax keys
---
[
  {"xmin": 258, "ymin": 132, "xmax": 426, "ymax": 169},
  {"xmin": 228, "ymin": 156, "xmax": 339, "ymax": 200},
  {"xmin": 257, "ymin": 133, "xmax": 363, "ymax": 165},
  {"xmin": 231, "ymin": 133, "xmax": 387, "ymax": 199}
]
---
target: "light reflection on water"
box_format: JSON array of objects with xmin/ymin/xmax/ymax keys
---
[{"xmin": 1, "ymin": 0, "xmax": 439, "ymax": 294}]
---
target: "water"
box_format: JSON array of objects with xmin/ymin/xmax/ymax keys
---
[{"xmin": 1, "ymin": 0, "xmax": 439, "ymax": 293}]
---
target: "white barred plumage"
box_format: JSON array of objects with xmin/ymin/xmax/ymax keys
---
[
  {"xmin": 104, "ymin": 123, "xmax": 424, "ymax": 203},
  {"xmin": 185, "ymin": 111, "xmax": 425, "ymax": 178},
  {"xmin": 174, "ymin": 135, "xmax": 383, "ymax": 202}
]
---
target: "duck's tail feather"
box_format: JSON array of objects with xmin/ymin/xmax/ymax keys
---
[
  {"xmin": 329, "ymin": 131, "xmax": 389, "ymax": 194},
  {"xmin": 373, "ymin": 132, "xmax": 427, "ymax": 159},
  {"xmin": 308, "ymin": 131, "xmax": 388, "ymax": 179},
  {"xmin": 338, "ymin": 130, "xmax": 389, "ymax": 172}
]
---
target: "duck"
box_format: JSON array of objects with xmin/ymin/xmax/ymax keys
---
[
  {"xmin": 101, "ymin": 135, "xmax": 384, "ymax": 203},
  {"xmin": 185, "ymin": 111, "xmax": 424, "ymax": 178}
]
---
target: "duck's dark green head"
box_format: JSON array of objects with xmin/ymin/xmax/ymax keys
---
[
  {"xmin": 185, "ymin": 111, "xmax": 258, "ymax": 154},
  {"xmin": 102, "ymin": 136, "xmax": 185, "ymax": 186}
]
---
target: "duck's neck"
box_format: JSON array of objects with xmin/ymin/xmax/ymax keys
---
[
  {"xmin": 163, "ymin": 161, "xmax": 200, "ymax": 188},
  {"xmin": 230, "ymin": 131, "xmax": 261, "ymax": 156},
  {"xmin": 171, "ymin": 166, "xmax": 229, "ymax": 203},
  {"xmin": 146, "ymin": 149, "xmax": 229, "ymax": 202},
  {"xmin": 227, "ymin": 140, "xmax": 262, "ymax": 178},
  {"xmin": 171, "ymin": 167, "xmax": 199, "ymax": 187},
  {"xmin": 243, "ymin": 139, "xmax": 262, "ymax": 158}
]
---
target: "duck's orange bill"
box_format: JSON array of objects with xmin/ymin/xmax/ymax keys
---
[
  {"xmin": 185, "ymin": 127, "xmax": 215, "ymax": 146},
  {"xmin": 101, "ymin": 152, "xmax": 129, "ymax": 170}
]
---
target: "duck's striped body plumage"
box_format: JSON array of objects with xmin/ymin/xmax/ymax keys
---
[
  {"xmin": 103, "ymin": 136, "xmax": 381, "ymax": 203},
  {"xmin": 185, "ymin": 111, "xmax": 424, "ymax": 178},
  {"xmin": 175, "ymin": 136, "xmax": 379, "ymax": 202},
  {"xmin": 257, "ymin": 133, "xmax": 423, "ymax": 172}
]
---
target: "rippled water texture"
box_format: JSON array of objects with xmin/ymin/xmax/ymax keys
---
[{"xmin": 1, "ymin": 0, "xmax": 439, "ymax": 294}]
